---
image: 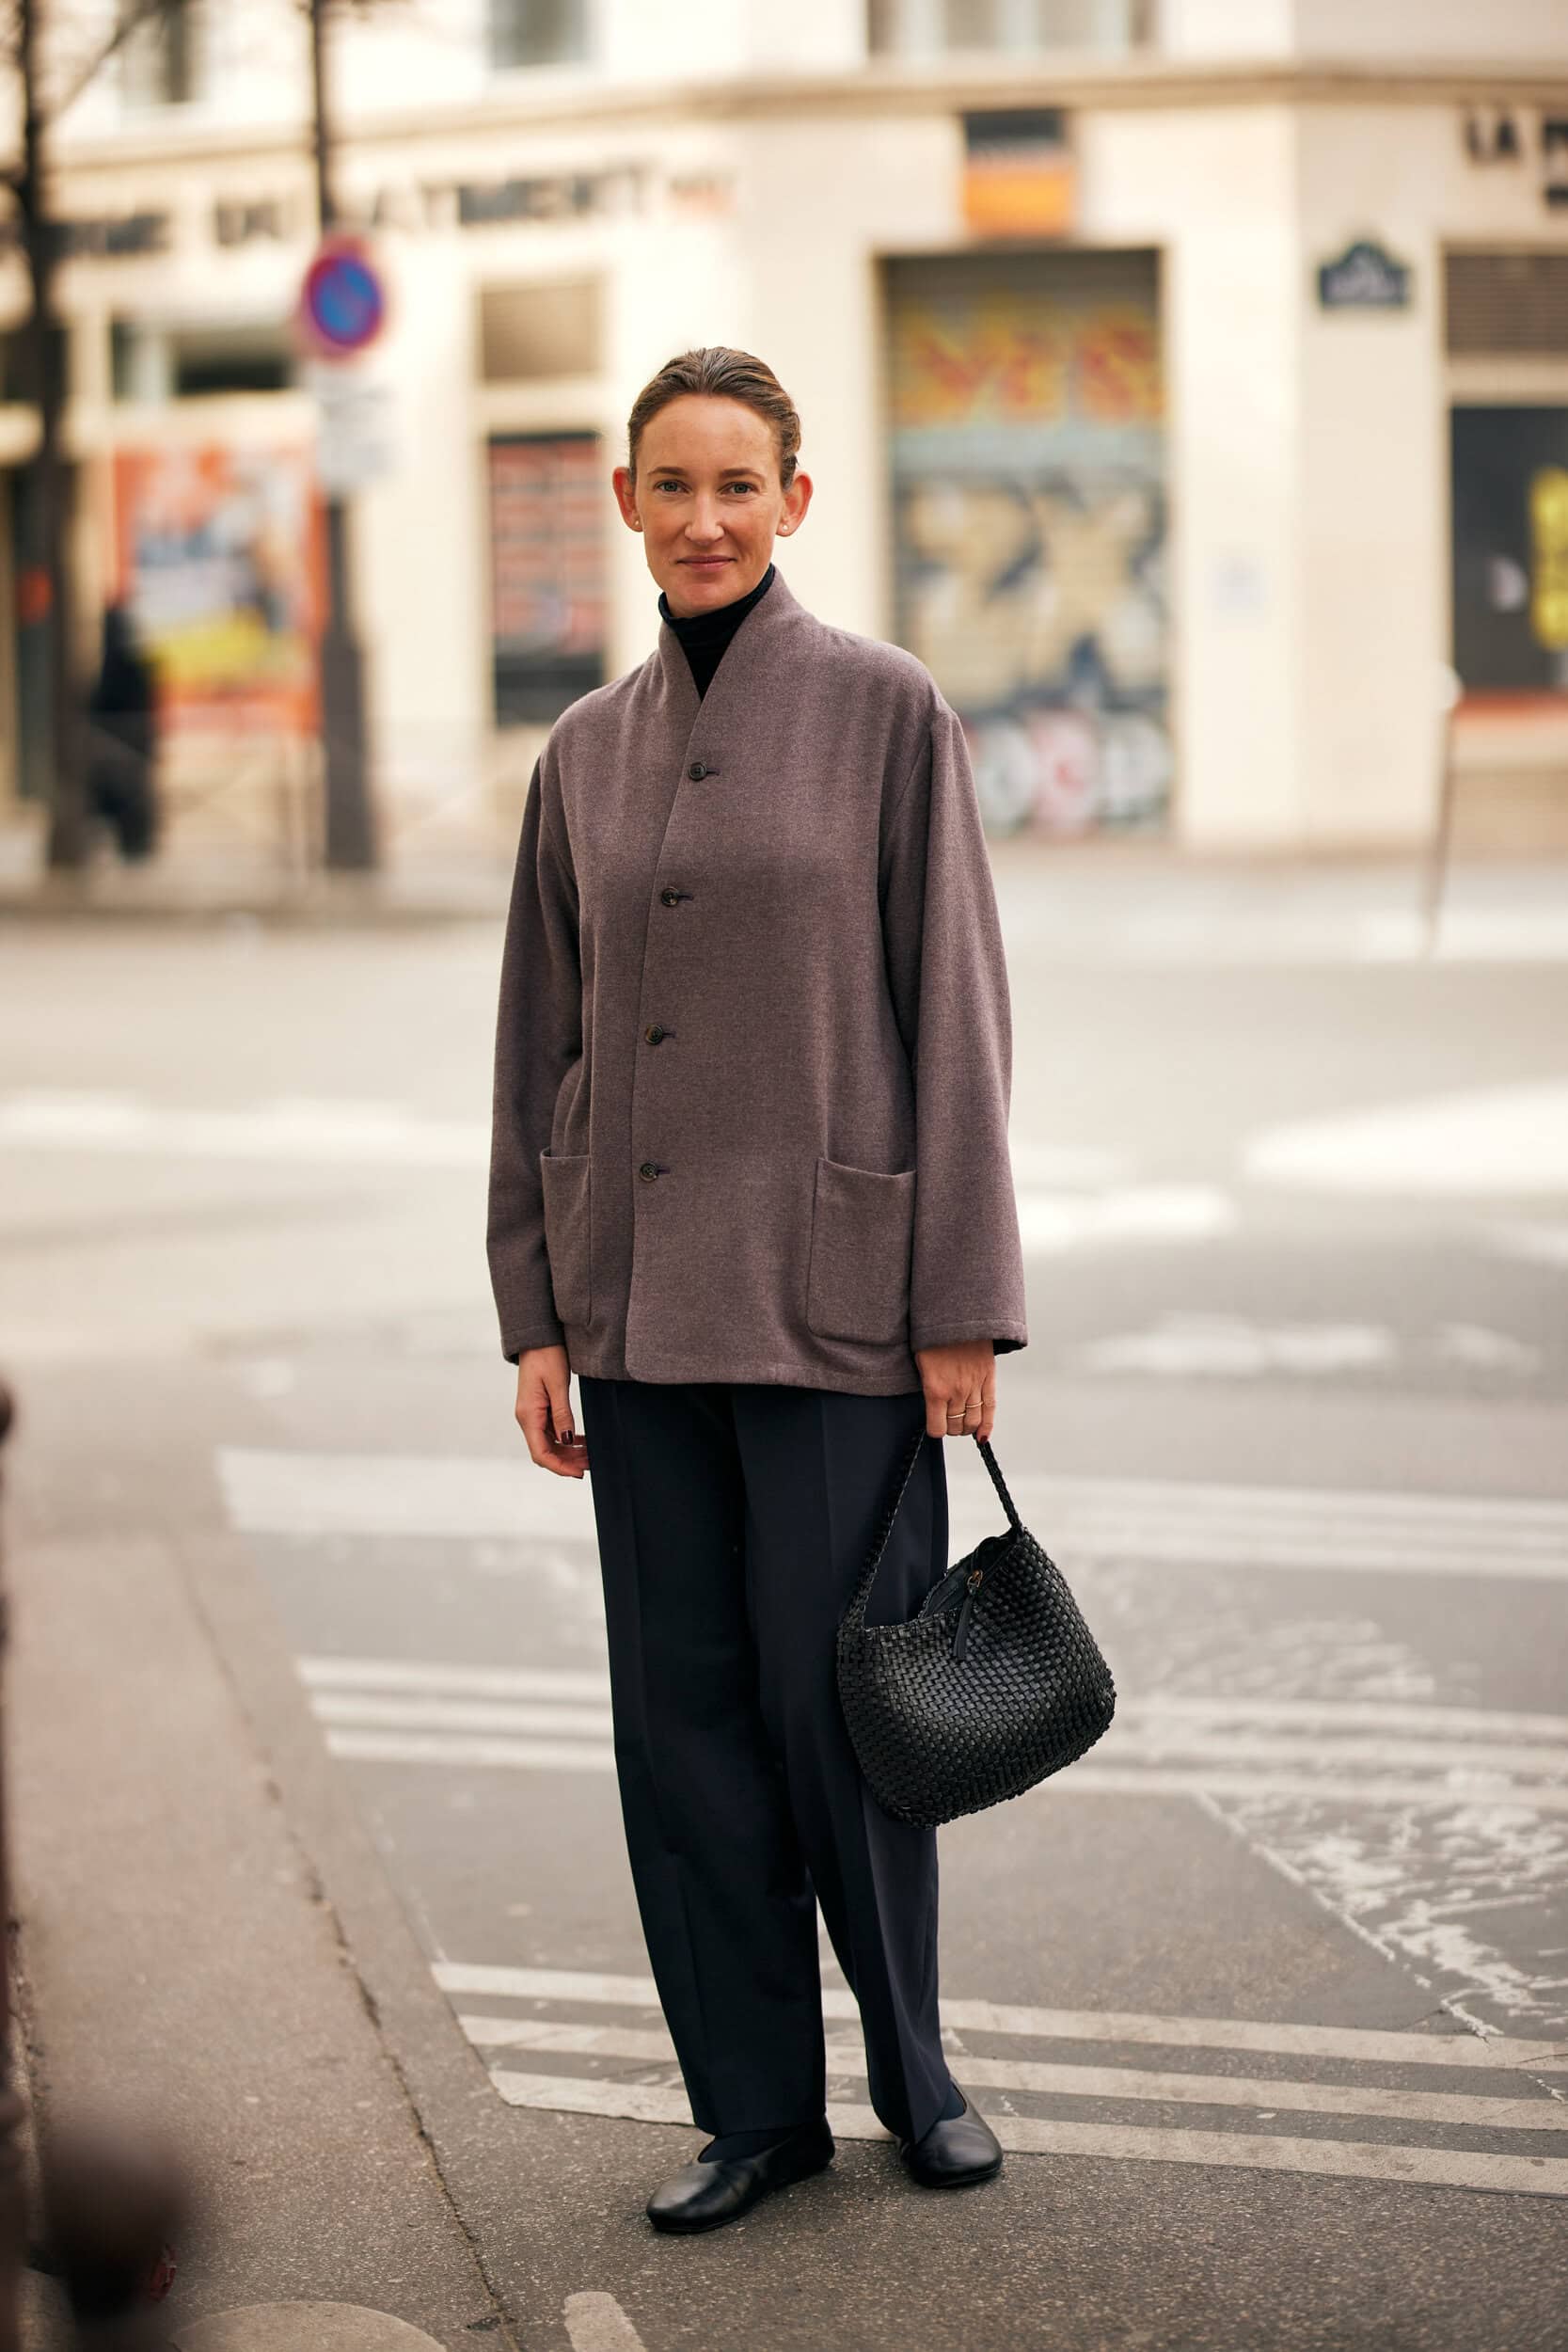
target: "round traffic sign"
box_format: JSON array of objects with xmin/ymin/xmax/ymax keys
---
[{"xmin": 299, "ymin": 239, "xmax": 386, "ymax": 357}]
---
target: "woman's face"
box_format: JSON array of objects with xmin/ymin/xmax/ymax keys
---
[{"xmin": 613, "ymin": 394, "xmax": 813, "ymax": 618}]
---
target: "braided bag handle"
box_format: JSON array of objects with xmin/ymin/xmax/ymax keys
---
[{"xmin": 842, "ymin": 1426, "xmax": 1023, "ymax": 1634}]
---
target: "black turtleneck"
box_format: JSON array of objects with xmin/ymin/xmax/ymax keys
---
[{"xmin": 658, "ymin": 563, "xmax": 777, "ymax": 700}]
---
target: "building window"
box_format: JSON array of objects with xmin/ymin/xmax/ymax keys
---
[
  {"xmin": 488, "ymin": 434, "xmax": 607, "ymax": 724},
  {"xmin": 479, "ymin": 280, "xmax": 601, "ymax": 383},
  {"xmin": 119, "ymin": 0, "xmax": 203, "ymax": 107},
  {"xmin": 1446, "ymin": 251, "xmax": 1568, "ymax": 358},
  {"xmin": 869, "ymin": 0, "xmax": 1148, "ymax": 53},
  {"xmin": 488, "ymin": 0, "xmax": 589, "ymax": 71},
  {"xmin": 111, "ymin": 321, "xmax": 293, "ymax": 401}
]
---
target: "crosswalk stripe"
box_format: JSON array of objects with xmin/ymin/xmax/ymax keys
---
[
  {"xmin": 312, "ymin": 1692, "xmax": 616, "ymax": 1739},
  {"xmin": 453, "ymin": 2014, "xmax": 1568, "ymax": 2132},
  {"xmin": 307, "ymin": 1690, "xmax": 1566, "ymax": 1786},
  {"xmin": 1000, "ymin": 1473, "xmax": 1568, "ymax": 1535},
  {"xmin": 299, "ymin": 1657, "xmax": 613, "ymax": 1701},
  {"xmin": 223, "ymin": 1450, "xmax": 1568, "ymax": 1581},
  {"xmin": 325, "ymin": 1729, "xmax": 617, "ymax": 1772},
  {"xmin": 1115, "ymin": 1696, "xmax": 1568, "ymax": 1744},
  {"xmin": 429, "ymin": 1963, "xmax": 1568, "ymax": 2072},
  {"xmin": 563, "ymin": 2294, "xmax": 648, "ymax": 2352},
  {"xmin": 301, "ymin": 1661, "xmax": 1568, "ymax": 1751},
  {"xmin": 326, "ymin": 1727, "xmax": 1568, "ymax": 1809},
  {"xmin": 485, "ymin": 2074, "xmax": 1568, "ymax": 2197}
]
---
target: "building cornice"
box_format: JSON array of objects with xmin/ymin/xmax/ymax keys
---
[{"xmin": 46, "ymin": 55, "xmax": 1568, "ymax": 181}]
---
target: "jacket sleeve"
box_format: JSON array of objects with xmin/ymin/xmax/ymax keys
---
[
  {"xmin": 879, "ymin": 696, "xmax": 1028, "ymax": 1359},
  {"xmin": 487, "ymin": 755, "xmax": 582, "ymax": 1363}
]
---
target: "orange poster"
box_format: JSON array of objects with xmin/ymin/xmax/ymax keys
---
[{"xmin": 110, "ymin": 445, "xmax": 326, "ymax": 734}]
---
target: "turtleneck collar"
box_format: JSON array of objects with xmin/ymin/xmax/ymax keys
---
[{"xmin": 657, "ymin": 563, "xmax": 777, "ymax": 699}]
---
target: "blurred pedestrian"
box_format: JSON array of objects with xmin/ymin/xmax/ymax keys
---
[
  {"xmin": 487, "ymin": 346, "xmax": 1027, "ymax": 2235},
  {"xmin": 86, "ymin": 601, "xmax": 160, "ymax": 862}
]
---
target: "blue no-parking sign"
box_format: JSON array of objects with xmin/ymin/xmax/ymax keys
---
[{"xmin": 298, "ymin": 237, "xmax": 387, "ymax": 357}]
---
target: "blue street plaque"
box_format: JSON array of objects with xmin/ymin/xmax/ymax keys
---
[{"xmin": 1317, "ymin": 239, "xmax": 1413, "ymax": 311}]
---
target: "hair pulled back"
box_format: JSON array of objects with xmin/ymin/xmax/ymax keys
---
[{"xmin": 626, "ymin": 347, "xmax": 801, "ymax": 489}]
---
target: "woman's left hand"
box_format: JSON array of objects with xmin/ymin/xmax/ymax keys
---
[{"xmin": 914, "ymin": 1340, "xmax": 996, "ymax": 1443}]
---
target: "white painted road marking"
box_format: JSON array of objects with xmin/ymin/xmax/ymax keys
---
[
  {"xmin": 1243, "ymin": 1079, "xmax": 1568, "ymax": 1197},
  {"xmin": 305, "ymin": 1661, "xmax": 1568, "ymax": 1809},
  {"xmin": 310, "ymin": 1693, "xmax": 1567, "ymax": 1783},
  {"xmin": 0, "ymin": 1090, "xmax": 491, "ymax": 1168},
  {"xmin": 429, "ymin": 1962, "xmax": 1568, "ymax": 2072},
  {"xmin": 328, "ymin": 1738, "xmax": 1568, "ymax": 1808},
  {"xmin": 302, "ymin": 1663, "xmax": 1568, "ymax": 1748},
  {"xmin": 312, "ymin": 1692, "xmax": 616, "ymax": 1739},
  {"xmin": 455, "ymin": 2012, "xmax": 1568, "ymax": 2133},
  {"xmin": 327, "ymin": 1730, "xmax": 618, "ymax": 1772},
  {"xmin": 229, "ymin": 1453, "xmax": 1568, "ymax": 1581},
  {"xmin": 488, "ymin": 2074, "xmax": 1568, "ymax": 2200},
  {"xmin": 562, "ymin": 2292, "xmax": 648, "ymax": 2352},
  {"xmin": 298, "ymin": 1657, "xmax": 614, "ymax": 1701},
  {"xmin": 435, "ymin": 1961, "xmax": 1568, "ymax": 2197},
  {"xmin": 3, "ymin": 1092, "xmax": 1229, "ymax": 1263},
  {"xmin": 1015, "ymin": 1185, "xmax": 1236, "ymax": 1253}
]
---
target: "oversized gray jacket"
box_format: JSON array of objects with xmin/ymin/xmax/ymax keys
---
[{"xmin": 487, "ymin": 566, "xmax": 1027, "ymax": 1395}]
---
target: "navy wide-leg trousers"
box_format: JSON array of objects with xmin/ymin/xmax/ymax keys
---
[{"xmin": 575, "ymin": 1374, "xmax": 955, "ymax": 2148}]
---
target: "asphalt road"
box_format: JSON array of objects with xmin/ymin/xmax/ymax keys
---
[{"xmin": 3, "ymin": 860, "xmax": 1566, "ymax": 2350}]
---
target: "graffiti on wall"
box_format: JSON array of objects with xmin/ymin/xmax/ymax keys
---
[{"xmin": 888, "ymin": 268, "xmax": 1168, "ymax": 834}]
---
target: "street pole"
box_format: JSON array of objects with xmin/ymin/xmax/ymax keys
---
[
  {"xmin": 18, "ymin": 0, "xmax": 87, "ymax": 872},
  {"xmin": 307, "ymin": 0, "xmax": 378, "ymax": 872},
  {"xmin": 1421, "ymin": 663, "xmax": 1463, "ymax": 959},
  {"xmin": 0, "ymin": 1384, "xmax": 22, "ymax": 2352}
]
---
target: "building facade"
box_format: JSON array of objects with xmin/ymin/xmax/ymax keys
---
[{"xmin": 3, "ymin": 0, "xmax": 1567, "ymax": 852}]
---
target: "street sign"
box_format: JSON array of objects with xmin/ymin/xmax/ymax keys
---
[
  {"xmin": 1316, "ymin": 239, "xmax": 1413, "ymax": 311},
  {"xmin": 297, "ymin": 236, "xmax": 387, "ymax": 358},
  {"xmin": 303, "ymin": 358, "xmax": 396, "ymax": 493}
]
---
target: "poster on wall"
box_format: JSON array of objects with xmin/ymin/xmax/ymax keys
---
[
  {"xmin": 110, "ymin": 446, "xmax": 325, "ymax": 733},
  {"xmin": 488, "ymin": 432, "xmax": 607, "ymax": 725},
  {"xmin": 885, "ymin": 250, "xmax": 1168, "ymax": 836}
]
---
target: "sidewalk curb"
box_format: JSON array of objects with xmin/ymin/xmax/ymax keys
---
[
  {"xmin": 168, "ymin": 1528, "xmax": 547, "ymax": 2340},
  {"xmin": 4, "ymin": 1502, "xmax": 527, "ymax": 2352}
]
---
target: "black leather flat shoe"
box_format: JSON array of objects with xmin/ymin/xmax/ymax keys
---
[
  {"xmin": 899, "ymin": 2085, "xmax": 1004, "ymax": 2187},
  {"xmin": 645, "ymin": 2117, "xmax": 835, "ymax": 2234}
]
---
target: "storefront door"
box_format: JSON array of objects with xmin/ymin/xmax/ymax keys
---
[{"xmin": 1450, "ymin": 406, "xmax": 1568, "ymax": 695}]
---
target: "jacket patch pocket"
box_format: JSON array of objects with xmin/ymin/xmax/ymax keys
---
[
  {"xmin": 539, "ymin": 1148, "xmax": 593, "ymax": 1327},
  {"xmin": 805, "ymin": 1157, "xmax": 916, "ymax": 1345}
]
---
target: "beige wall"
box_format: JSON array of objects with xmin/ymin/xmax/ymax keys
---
[
  {"xmin": 26, "ymin": 61, "xmax": 1568, "ymax": 851},
  {"xmin": 1163, "ymin": 0, "xmax": 1568, "ymax": 62}
]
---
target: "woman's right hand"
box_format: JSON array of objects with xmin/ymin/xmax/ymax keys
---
[{"xmin": 515, "ymin": 1344, "xmax": 588, "ymax": 1478}]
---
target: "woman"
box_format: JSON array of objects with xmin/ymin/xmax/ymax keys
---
[{"xmin": 487, "ymin": 347, "xmax": 1027, "ymax": 2236}]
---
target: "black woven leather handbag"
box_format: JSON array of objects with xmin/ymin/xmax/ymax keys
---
[{"xmin": 836, "ymin": 1425, "xmax": 1116, "ymax": 1829}]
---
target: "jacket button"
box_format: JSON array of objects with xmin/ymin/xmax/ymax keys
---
[
  {"xmin": 638, "ymin": 1160, "xmax": 659, "ymax": 1182},
  {"xmin": 643, "ymin": 1024, "xmax": 666, "ymax": 1044},
  {"xmin": 687, "ymin": 761, "xmax": 706, "ymax": 781},
  {"xmin": 659, "ymin": 888, "xmax": 681, "ymax": 907}
]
